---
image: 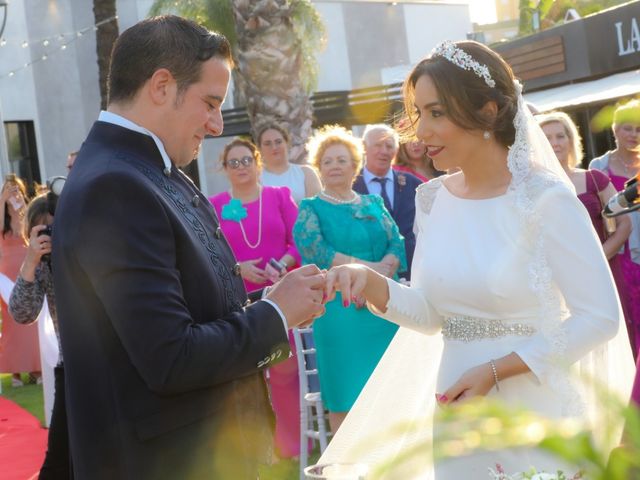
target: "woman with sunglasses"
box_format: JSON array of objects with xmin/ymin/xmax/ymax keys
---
[{"xmin": 209, "ymin": 137, "xmax": 303, "ymax": 460}]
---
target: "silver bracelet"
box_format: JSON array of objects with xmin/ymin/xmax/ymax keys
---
[{"xmin": 489, "ymin": 359, "xmax": 500, "ymax": 392}]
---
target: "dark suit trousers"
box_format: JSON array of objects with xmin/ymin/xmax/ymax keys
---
[{"xmin": 39, "ymin": 365, "xmax": 73, "ymax": 480}]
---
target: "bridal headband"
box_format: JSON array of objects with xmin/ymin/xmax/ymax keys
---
[{"xmin": 431, "ymin": 40, "xmax": 496, "ymax": 88}]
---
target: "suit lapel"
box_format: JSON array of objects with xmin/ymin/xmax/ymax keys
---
[{"xmin": 353, "ymin": 173, "xmax": 368, "ymax": 194}]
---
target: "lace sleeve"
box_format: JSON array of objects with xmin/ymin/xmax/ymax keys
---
[
  {"xmin": 372, "ymin": 195, "xmax": 407, "ymax": 273},
  {"xmin": 514, "ymin": 184, "xmax": 623, "ymax": 383},
  {"xmin": 8, "ymin": 264, "xmax": 47, "ymax": 325},
  {"xmin": 292, "ymin": 199, "xmax": 336, "ymax": 269}
]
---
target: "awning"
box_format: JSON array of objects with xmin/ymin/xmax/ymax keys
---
[{"xmin": 524, "ymin": 69, "xmax": 640, "ymax": 112}]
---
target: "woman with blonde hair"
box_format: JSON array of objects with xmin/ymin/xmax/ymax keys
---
[
  {"xmin": 589, "ymin": 99, "xmax": 640, "ymax": 360},
  {"xmin": 293, "ymin": 125, "xmax": 406, "ymax": 432},
  {"xmin": 538, "ymin": 111, "xmax": 633, "ymax": 354}
]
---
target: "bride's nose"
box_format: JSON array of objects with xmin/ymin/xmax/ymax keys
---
[{"xmin": 415, "ymin": 117, "xmax": 431, "ymax": 142}]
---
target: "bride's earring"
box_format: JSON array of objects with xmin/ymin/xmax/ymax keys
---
[{"xmin": 483, "ymin": 131, "xmax": 491, "ymax": 140}]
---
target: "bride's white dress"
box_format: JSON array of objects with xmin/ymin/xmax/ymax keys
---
[{"xmin": 319, "ymin": 175, "xmax": 634, "ymax": 479}]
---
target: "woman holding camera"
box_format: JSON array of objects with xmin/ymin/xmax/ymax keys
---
[
  {"xmin": 0, "ymin": 174, "xmax": 41, "ymax": 387},
  {"xmin": 8, "ymin": 193, "xmax": 70, "ymax": 478},
  {"xmin": 210, "ymin": 138, "xmax": 303, "ymax": 459}
]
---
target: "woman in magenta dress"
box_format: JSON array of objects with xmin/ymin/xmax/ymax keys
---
[
  {"xmin": 588, "ymin": 100, "xmax": 640, "ymax": 359},
  {"xmin": 539, "ymin": 112, "xmax": 634, "ymax": 352},
  {"xmin": 210, "ymin": 138, "xmax": 303, "ymax": 459}
]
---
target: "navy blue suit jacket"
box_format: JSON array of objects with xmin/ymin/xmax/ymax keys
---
[
  {"xmin": 52, "ymin": 122, "xmax": 289, "ymax": 479},
  {"xmin": 353, "ymin": 170, "xmax": 422, "ymax": 279}
]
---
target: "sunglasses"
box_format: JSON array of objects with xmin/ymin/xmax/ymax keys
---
[{"xmin": 226, "ymin": 156, "xmax": 254, "ymax": 169}]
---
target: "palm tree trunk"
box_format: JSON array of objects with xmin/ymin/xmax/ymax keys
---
[
  {"xmin": 93, "ymin": 0, "xmax": 119, "ymax": 110},
  {"xmin": 231, "ymin": 0, "xmax": 313, "ymax": 163}
]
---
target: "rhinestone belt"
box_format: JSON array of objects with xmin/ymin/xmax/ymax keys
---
[{"xmin": 442, "ymin": 315, "xmax": 536, "ymax": 342}]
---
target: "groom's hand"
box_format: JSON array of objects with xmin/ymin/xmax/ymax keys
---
[{"xmin": 266, "ymin": 264, "xmax": 326, "ymax": 327}]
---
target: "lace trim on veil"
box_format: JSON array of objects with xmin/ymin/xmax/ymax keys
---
[{"xmin": 508, "ymin": 83, "xmax": 582, "ymax": 415}]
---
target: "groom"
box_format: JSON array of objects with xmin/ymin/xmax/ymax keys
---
[{"xmin": 52, "ymin": 15, "xmax": 325, "ymax": 479}]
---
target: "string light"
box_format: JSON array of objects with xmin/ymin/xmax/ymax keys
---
[
  {"xmin": 0, "ymin": 15, "xmax": 117, "ymax": 49},
  {"xmin": 0, "ymin": 16, "xmax": 118, "ymax": 80}
]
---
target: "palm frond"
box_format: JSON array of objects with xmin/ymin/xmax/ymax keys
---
[
  {"xmin": 290, "ymin": 0, "xmax": 326, "ymax": 92},
  {"xmin": 149, "ymin": 0, "xmax": 237, "ymax": 47}
]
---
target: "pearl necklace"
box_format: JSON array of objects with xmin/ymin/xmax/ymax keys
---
[
  {"xmin": 320, "ymin": 189, "xmax": 358, "ymax": 204},
  {"xmin": 233, "ymin": 187, "xmax": 263, "ymax": 249}
]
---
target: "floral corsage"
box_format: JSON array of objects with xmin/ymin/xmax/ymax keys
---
[
  {"xmin": 353, "ymin": 200, "xmax": 379, "ymax": 220},
  {"xmin": 221, "ymin": 198, "xmax": 247, "ymax": 222}
]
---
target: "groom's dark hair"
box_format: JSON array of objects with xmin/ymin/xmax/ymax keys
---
[{"xmin": 107, "ymin": 15, "xmax": 232, "ymax": 105}]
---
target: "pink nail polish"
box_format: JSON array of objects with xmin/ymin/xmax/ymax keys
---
[
  {"xmin": 343, "ymin": 299, "xmax": 349, "ymax": 307},
  {"xmin": 439, "ymin": 395, "xmax": 448, "ymax": 403}
]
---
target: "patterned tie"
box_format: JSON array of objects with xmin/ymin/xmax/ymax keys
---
[{"xmin": 372, "ymin": 177, "xmax": 392, "ymax": 213}]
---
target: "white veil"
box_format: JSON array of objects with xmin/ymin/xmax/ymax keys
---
[
  {"xmin": 509, "ymin": 80, "xmax": 634, "ymax": 442},
  {"xmin": 318, "ymin": 51, "xmax": 634, "ymax": 478}
]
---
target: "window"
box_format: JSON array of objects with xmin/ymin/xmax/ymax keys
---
[{"xmin": 4, "ymin": 121, "xmax": 41, "ymax": 197}]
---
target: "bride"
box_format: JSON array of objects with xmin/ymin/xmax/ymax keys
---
[{"xmin": 319, "ymin": 40, "xmax": 635, "ymax": 478}]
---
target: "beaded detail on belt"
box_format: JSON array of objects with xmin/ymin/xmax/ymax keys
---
[{"xmin": 442, "ymin": 315, "xmax": 536, "ymax": 342}]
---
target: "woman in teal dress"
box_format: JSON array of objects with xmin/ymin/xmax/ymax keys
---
[{"xmin": 293, "ymin": 125, "xmax": 406, "ymax": 432}]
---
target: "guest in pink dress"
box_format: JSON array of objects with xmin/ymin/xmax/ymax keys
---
[
  {"xmin": 0, "ymin": 175, "xmax": 41, "ymax": 386},
  {"xmin": 539, "ymin": 112, "xmax": 634, "ymax": 352},
  {"xmin": 588, "ymin": 100, "xmax": 640, "ymax": 359},
  {"xmin": 210, "ymin": 138, "xmax": 303, "ymax": 458}
]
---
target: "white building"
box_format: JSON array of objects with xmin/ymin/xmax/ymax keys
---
[{"xmin": 0, "ymin": 0, "xmax": 471, "ymax": 196}]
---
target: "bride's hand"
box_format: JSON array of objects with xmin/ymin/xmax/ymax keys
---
[
  {"xmin": 437, "ymin": 363, "xmax": 495, "ymax": 405},
  {"xmin": 325, "ymin": 264, "xmax": 369, "ymax": 307}
]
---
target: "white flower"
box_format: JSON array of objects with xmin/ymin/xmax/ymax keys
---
[{"xmin": 531, "ymin": 474, "xmax": 560, "ymax": 480}]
